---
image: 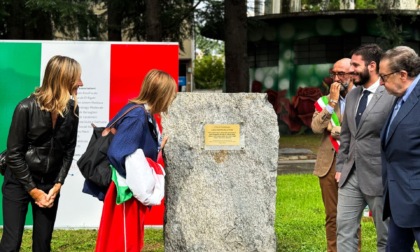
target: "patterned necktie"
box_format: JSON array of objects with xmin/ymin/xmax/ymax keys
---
[{"xmin": 355, "ymin": 90, "xmax": 370, "ymax": 128}]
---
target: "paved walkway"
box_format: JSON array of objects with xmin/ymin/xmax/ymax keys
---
[{"xmin": 278, "ymin": 148, "xmax": 316, "ymax": 175}]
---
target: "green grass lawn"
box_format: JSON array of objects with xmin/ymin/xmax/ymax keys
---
[
  {"xmin": 276, "ymin": 174, "xmax": 378, "ymax": 252},
  {"xmin": 2, "ymin": 174, "xmax": 416, "ymax": 252}
]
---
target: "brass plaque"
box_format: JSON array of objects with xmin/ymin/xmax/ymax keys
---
[{"xmin": 204, "ymin": 124, "xmax": 240, "ymax": 146}]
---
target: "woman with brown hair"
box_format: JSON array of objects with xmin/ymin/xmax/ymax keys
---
[
  {"xmin": 95, "ymin": 69, "xmax": 177, "ymax": 252},
  {"xmin": 0, "ymin": 55, "xmax": 83, "ymax": 252}
]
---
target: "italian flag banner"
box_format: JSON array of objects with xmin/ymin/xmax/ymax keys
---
[
  {"xmin": 314, "ymin": 96, "xmax": 340, "ymax": 152},
  {"xmin": 0, "ymin": 40, "xmax": 178, "ymax": 227}
]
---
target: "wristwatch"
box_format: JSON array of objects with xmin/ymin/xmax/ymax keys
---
[{"xmin": 329, "ymin": 99, "xmax": 338, "ymax": 104}]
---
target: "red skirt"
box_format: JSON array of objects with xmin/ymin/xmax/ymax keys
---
[{"xmin": 95, "ymin": 182, "xmax": 147, "ymax": 252}]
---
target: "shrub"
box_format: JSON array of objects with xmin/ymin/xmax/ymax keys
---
[{"xmin": 194, "ymin": 55, "xmax": 224, "ymax": 89}]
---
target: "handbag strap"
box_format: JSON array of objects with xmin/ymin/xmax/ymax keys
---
[{"xmin": 108, "ymin": 104, "xmax": 144, "ymax": 129}]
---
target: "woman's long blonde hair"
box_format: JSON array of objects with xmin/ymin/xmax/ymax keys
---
[
  {"xmin": 130, "ymin": 69, "xmax": 177, "ymax": 114},
  {"xmin": 34, "ymin": 55, "xmax": 81, "ymax": 116}
]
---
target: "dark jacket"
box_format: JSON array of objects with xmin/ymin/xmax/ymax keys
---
[
  {"xmin": 381, "ymin": 78, "xmax": 420, "ymax": 228},
  {"xmin": 6, "ymin": 95, "xmax": 79, "ymax": 192}
]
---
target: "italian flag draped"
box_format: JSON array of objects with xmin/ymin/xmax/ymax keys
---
[
  {"xmin": 95, "ymin": 182, "xmax": 147, "ymax": 252},
  {"xmin": 314, "ymin": 96, "xmax": 340, "ymax": 152},
  {"xmin": 95, "ymin": 148, "xmax": 165, "ymax": 252}
]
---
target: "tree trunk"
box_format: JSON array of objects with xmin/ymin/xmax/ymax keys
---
[
  {"xmin": 224, "ymin": 0, "xmax": 248, "ymax": 92},
  {"xmin": 145, "ymin": 0, "xmax": 162, "ymax": 41},
  {"xmin": 8, "ymin": 0, "xmax": 25, "ymax": 39},
  {"xmin": 28, "ymin": 10, "xmax": 53, "ymax": 40},
  {"xmin": 107, "ymin": 0, "xmax": 123, "ymax": 41}
]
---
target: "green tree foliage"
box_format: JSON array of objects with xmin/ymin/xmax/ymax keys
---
[
  {"xmin": 103, "ymin": 0, "xmax": 200, "ymax": 47},
  {"xmin": 196, "ymin": 0, "xmax": 248, "ymax": 92},
  {"xmin": 194, "ymin": 55, "xmax": 224, "ymax": 89},
  {"xmin": 302, "ymin": 0, "xmax": 377, "ymax": 10},
  {"xmin": 375, "ymin": 1, "xmax": 407, "ymax": 49},
  {"xmin": 0, "ymin": 0, "xmax": 200, "ymax": 44},
  {"xmin": 195, "ymin": 0, "xmax": 224, "ymax": 41},
  {"xmin": 328, "ymin": 0, "xmax": 340, "ymax": 10},
  {"xmin": 195, "ymin": 33, "xmax": 224, "ymax": 56},
  {"xmin": 355, "ymin": 0, "xmax": 376, "ymax": 9},
  {"xmin": 134, "ymin": 0, "xmax": 196, "ymax": 42},
  {"xmin": 0, "ymin": 0, "xmax": 99, "ymax": 39}
]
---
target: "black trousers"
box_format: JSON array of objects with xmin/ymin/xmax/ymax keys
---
[{"xmin": 0, "ymin": 169, "xmax": 59, "ymax": 252}]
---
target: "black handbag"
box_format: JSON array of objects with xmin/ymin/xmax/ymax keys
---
[
  {"xmin": 0, "ymin": 150, "xmax": 6, "ymax": 175},
  {"xmin": 77, "ymin": 105, "xmax": 142, "ymax": 189}
]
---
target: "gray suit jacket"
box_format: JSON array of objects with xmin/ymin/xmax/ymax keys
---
[{"xmin": 336, "ymin": 84, "xmax": 395, "ymax": 196}]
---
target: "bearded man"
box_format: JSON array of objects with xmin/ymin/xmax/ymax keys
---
[{"xmin": 335, "ymin": 44, "xmax": 395, "ymax": 252}]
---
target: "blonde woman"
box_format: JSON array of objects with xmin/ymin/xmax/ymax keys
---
[
  {"xmin": 94, "ymin": 69, "xmax": 177, "ymax": 252},
  {"xmin": 1, "ymin": 55, "xmax": 82, "ymax": 252}
]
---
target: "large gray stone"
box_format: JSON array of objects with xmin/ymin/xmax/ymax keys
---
[{"xmin": 162, "ymin": 93, "xmax": 279, "ymax": 252}]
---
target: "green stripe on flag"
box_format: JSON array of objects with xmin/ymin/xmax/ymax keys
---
[
  {"xmin": 331, "ymin": 112, "xmax": 340, "ymax": 127},
  {"xmin": 0, "ymin": 42, "xmax": 42, "ymax": 149},
  {"xmin": 321, "ymin": 96, "xmax": 329, "ymax": 105},
  {"xmin": 0, "ymin": 42, "xmax": 41, "ymax": 226}
]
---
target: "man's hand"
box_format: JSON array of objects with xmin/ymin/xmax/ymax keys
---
[
  {"xmin": 329, "ymin": 82, "xmax": 341, "ymax": 102},
  {"xmin": 331, "ymin": 126, "xmax": 341, "ymax": 139},
  {"xmin": 335, "ymin": 172, "xmax": 341, "ymax": 183},
  {"xmin": 327, "ymin": 122, "xmax": 333, "ymax": 132}
]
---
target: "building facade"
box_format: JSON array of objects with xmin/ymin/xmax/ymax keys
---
[{"xmin": 247, "ymin": 1, "xmax": 420, "ymax": 133}]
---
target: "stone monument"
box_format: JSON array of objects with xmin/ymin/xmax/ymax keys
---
[{"xmin": 162, "ymin": 93, "xmax": 279, "ymax": 252}]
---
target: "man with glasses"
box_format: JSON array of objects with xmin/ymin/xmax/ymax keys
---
[
  {"xmin": 335, "ymin": 44, "xmax": 395, "ymax": 252},
  {"xmin": 312, "ymin": 58, "xmax": 357, "ymax": 252},
  {"xmin": 379, "ymin": 46, "xmax": 420, "ymax": 251}
]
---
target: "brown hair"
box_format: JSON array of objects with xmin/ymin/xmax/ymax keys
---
[
  {"xmin": 34, "ymin": 55, "xmax": 81, "ymax": 116},
  {"xmin": 130, "ymin": 69, "xmax": 177, "ymax": 114}
]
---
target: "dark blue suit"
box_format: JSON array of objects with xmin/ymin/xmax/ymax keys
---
[{"xmin": 381, "ymin": 77, "xmax": 420, "ymax": 251}]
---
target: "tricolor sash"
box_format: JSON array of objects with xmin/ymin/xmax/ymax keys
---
[{"xmin": 314, "ymin": 96, "xmax": 340, "ymax": 152}]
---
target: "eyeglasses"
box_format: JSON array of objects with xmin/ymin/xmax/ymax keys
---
[
  {"xmin": 379, "ymin": 71, "xmax": 399, "ymax": 82},
  {"xmin": 329, "ymin": 72, "xmax": 352, "ymax": 78}
]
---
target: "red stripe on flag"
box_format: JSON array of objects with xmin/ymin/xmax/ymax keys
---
[
  {"xmin": 109, "ymin": 43, "xmax": 179, "ymax": 226},
  {"xmin": 109, "ymin": 44, "xmax": 179, "ymax": 120}
]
